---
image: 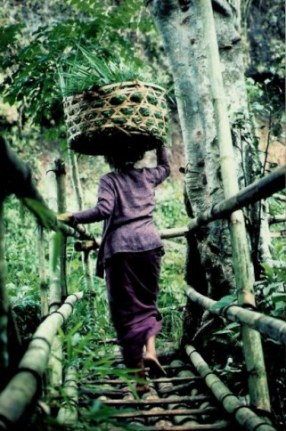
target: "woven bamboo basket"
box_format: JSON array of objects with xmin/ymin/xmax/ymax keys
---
[{"xmin": 63, "ymin": 81, "xmax": 168, "ymax": 155}]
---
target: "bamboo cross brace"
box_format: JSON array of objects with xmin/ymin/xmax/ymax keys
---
[
  {"xmin": 134, "ymin": 422, "xmax": 230, "ymax": 431},
  {"xmin": 0, "ymin": 293, "xmax": 83, "ymax": 426},
  {"xmin": 103, "ymin": 395, "xmax": 211, "ymax": 406},
  {"xmin": 110, "ymin": 407, "xmax": 217, "ymax": 419},
  {"xmin": 82, "ymin": 376, "xmax": 202, "ymax": 385},
  {"xmin": 186, "ymin": 286, "xmax": 286, "ymax": 345}
]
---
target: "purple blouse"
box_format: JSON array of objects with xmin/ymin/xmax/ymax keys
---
[{"xmin": 72, "ymin": 147, "xmax": 170, "ymax": 275}]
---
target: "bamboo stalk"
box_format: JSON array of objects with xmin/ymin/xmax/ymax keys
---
[
  {"xmin": 111, "ymin": 407, "xmax": 217, "ymax": 419},
  {"xmin": 159, "ymin": 165, "xmax": 286, "ymax": 239},
  {"xmin": 68, "ymin": 150, "xmax": 83, "ymax": 211},
  {"xmin": 103, "ymin": 395, "xmax": 211, "ymax": 406},
  {"xmin": 186, "ymin": 345, "xmax": 276, "ymax": 431},
  {"xmin": 68, "ymin": 150, "xmax": 96, "ymax": 320},
  {"xmin": 268, "ymin": 215, "xmax": 286, "ymax": 225},
  {"xmin": 54, "ymin": 159, "xmax": 68, "ymax": 299},
  {"xmin": 22, "ymin": 197, "xmax": 93, "ymax": 240},
  {"xmin": 186, "ymin": 286, "xmax": 286, "ymax": 344},
  {"xmin": 271, "ymin": 230, "xmax": 286, "ymax": 237},
  {"xmin": 46, "ymin": 166, "xmax": 63, "ymax": 390},
  {"xmin": 37, "ymin": 226, "xmax": 49, "ymax": 318},
  {"xmin": 57, "ymin": 366, "xmax": 78, "ymax": 425},
  {"xmin": 0, "ymin": 293, "xmax": 83, "ymax": 426},
  {"xmin": 132, "ymin": 423, "xmax": 229, "ymax": 431},
  {"xmin": 83, "ymin": 376, "xmax": 202, "ymax": 385},
  {"xmin": 199, "ymin": 0, "xmax": 270, "ymax": 411},
  {"xmin": 273, "ymin": 193, "xmax": 286, "ymax": 202},
  {"xmin": 0, "ymin": 201, "xmax": 8, "ymax": 388}
]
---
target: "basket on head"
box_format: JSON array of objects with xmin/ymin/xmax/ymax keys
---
[{"xmin": 63, "ymin": 81, "xmax": 168, "ymax": 155}]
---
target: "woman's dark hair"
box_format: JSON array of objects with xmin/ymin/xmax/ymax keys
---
[{"xmin": 104, "ymin": 146, "xmax": 145, "ymax": 171}]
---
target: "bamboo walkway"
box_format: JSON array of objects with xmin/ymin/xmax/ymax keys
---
[{"xmin": 76, "ymin": 345, "xmax": 233, "ymax": 431}]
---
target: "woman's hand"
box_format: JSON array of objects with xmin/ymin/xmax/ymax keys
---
[{"xmin": 57, "ymin": 212, "xmax": 73, "ymax": 224}]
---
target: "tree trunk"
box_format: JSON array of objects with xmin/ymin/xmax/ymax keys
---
[
  {"xmin": 149, "ymin": 0, "xmax": 270, "ymax": 411},
  {"xmin": 149, "ymin": 0, "xmax": 261, "ymax": 329}
]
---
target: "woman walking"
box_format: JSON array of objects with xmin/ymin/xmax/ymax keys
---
[{"xmin": 58, "ymin": 145, "xmax": 170, "ymax": 392}]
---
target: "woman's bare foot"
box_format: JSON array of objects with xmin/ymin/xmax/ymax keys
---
[
  {"xmin": 144, "ymin": 353, "xmax": 167, "ymax": 378},
  {"xmin": 144, "ymin": 335, "xmax": 167, "ymax": 378}
]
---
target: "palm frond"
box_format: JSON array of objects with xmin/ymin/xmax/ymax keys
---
[{"xmin": 59, "ymin": 47, "xmax": 149, "ymax": 97}]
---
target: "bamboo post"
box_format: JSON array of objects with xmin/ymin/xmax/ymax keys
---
[
  {"xmin": 46, "ymin": 165, "xmax": 63, "ymax": 391},
  {"xmin": 68, "ymin": 149, "xmax": 95, "ymax": 316},
  {"xmin": 57, "ymin": 366, "xmax": 78, "ymax": 425},
  {"xmin": 37, "ymin": 226, "xmax": 49, "ymax": 318},
  {"xmin": 54, "ymin": 159, "xmax": 68, "ymax": 300},
  {"xmin": 68, "ymin": 150, "xmax": 83, "ymax": 211},
  {"xmin": 83, "ymin": 250, "xmax": 96, "ymax": 327},
  {"xmin": 185, "ymin": 345, "xmax": 275, "ymax": 431},
  {"xmin": 198, "ymin": 0, "xmax": 270, "ymax": 412},
  {"xmin": 0, "ymin": 293, "xmax": 83, "ymax": 428},
  {"xmin": 0, "ymin": 201, "xmax": 8, "ymax": 389}
]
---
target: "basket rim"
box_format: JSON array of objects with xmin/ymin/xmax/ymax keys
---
[{"xmin": 63, "ymin": 80, "xmax": 166, "ymax": 102}]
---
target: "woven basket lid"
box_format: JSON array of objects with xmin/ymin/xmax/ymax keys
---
[{"xmin": 63, "ymin": 81, "xmax": 168, "ymax": 155}]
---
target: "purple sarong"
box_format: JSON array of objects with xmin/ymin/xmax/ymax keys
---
[{"xmin": 105, "ymin": 248, "xmax": 163, "ymax": 367}]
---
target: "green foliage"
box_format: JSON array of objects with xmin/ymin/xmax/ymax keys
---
[
  {"xmin": 59, "ymin": 47, "xmax": 149, "ymax": 97},
  {"xmin": 154, "ymin": 180, "xmax": 188, "ymax": 229},
  {"xmin": 256, "ymin": 243, "xmax": 286, "ymax": 320},
  {"xmin": 0, "ymin": 1, "xmax": 155, "ymax": 126}
]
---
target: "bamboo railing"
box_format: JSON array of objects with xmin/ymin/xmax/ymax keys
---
[
  {"xmin": 0, "ymin": 293, "xmax": 83, "ymax": 429},
  {"xmin": 0, "ymin": 140, "xmax": 91, "ymax": 428},
  {"xmin": 186, "ymin": 345, "xmax": 276, "ymax": 431},
  {"xmin": 186, "ymin": 286, "xmax": 286, "ymax": 345}
]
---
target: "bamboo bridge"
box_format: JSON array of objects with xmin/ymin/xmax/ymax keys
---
[{"xmin": 0, "ymin": 138, "xmax": 285, "ymax": 431}]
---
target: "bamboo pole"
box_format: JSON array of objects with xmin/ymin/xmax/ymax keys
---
[
  {"xmin": 0, "ymin": 201, "xmax": 8, "ymax": 389},
  {"xmin": 198, "ymin": 0, "xmax": 270, "ymax": 411},
  {"xmin": 0, "ymin": 293, "xmax": 83, "ymax": 428},
  {"xmin": 186, "ymin": 345, "xmax": 276, "ymax": 431},
  {"xmin": 273, "ymin": 193, "xmax": 286, "ymax": 202},
  {"xmin": 68, "ymin": 150, "xmax": 96, "ymax": 319},
  {"xmin": 68, "ymin": 150, "xmax": 83, "ymax": 211},
  {"xmin": 57, "ymin": 366, "xmax": 78, "ymax": 425},
  {"xmin": 46, "ymin": 166, "xmax": 63, "ymax": 391},
  {"xmin": 111, "ymin": 407, "xmax": 217, "ymax": 419},
  {"xmin": 159, "ymin": 165, "xmax": 286, "ymax": 239},
  {"xmin": 186, "ymin": 286, "xmax": 286, "ymax": 344},
  {"xmin": 37, "ymin": 226, "xmax": 49, "ymax": 318},
  {"xmin": 103, "ymin": 395, "xmax": 210, "ymax": 406},
  {"xmin": 268, "ymin": 215, "xmax": 286, "ymax": 225},
  {"xmin": 54, "ymin": 159, "xmax": 68, "ymax": 299},
  {"xmin": 129, "ymin": 424, "xmax": 229, "ymax": 431}
]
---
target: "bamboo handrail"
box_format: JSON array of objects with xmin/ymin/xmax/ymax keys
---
[
  {"xmin": 186, "ymin": 345, "xmax": 276, "ymax": 431},
  {"xmin": 22, "ymin": 197, "xmax": 94, "ymax": 240},
  {"xmin": 186, "ymin": 286, "xmax": 286, "ymax": 345},
  {"xmin": 160, "ymin": 165, "xmax": 286, "ymax": 239},
  {"xmin": 72, "ymin": 165, "xmax": 286, "ymax": 249},
  {"xmin": 0, "ymin": 292, "xmax": 83, "ymax": 428}
]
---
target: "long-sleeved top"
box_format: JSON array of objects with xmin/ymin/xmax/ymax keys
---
[{"xmin": 72, "ymin": 147, "xmax": 170, "ymax": 277}]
